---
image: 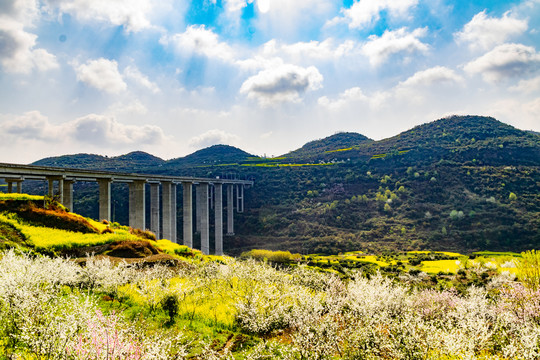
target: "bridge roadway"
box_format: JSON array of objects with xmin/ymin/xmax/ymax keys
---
[{"xmin": 0, "ymin": 162, "xmax": 253, "ymax": 255}]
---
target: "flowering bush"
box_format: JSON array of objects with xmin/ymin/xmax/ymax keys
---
[{"xmin": 2, "ymin": 250, "xmax": 540, "ymax": 359}]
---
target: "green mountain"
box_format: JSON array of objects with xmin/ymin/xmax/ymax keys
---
[
  {"xmin": 22, "ymin": 116, "xmax": 540, "ymax": 255},
  {"xmin": 165, "ymin": 145, "xmax": 254, "ymax": 168},
  {"xmin": 285, "ymin": 132, "xmax": 372, "ymax": 159},
  {"xmin": 33, "ymin": 151, "xmax": 165, "ymax": 172}
]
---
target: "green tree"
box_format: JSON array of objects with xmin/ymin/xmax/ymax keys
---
[{"xmin": 509, "ymin": 192, "xmax": 517, "ymax": 201}]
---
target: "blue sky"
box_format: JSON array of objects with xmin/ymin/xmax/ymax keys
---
[{"xmin": 0, "ymin": 0, "xmax": 539, "ymax": 162}]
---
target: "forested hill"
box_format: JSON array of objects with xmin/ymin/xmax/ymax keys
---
[
  {"xmin": 284, "ymin": 132, "xmax": 373, "ymax": 159},
  {"xmin": 33, "ymin": 151, "xmax": 165, "ymax": 172},
  {"xmin": 24, "ymin": 115, "xmax": 540, "ymax": 255}
]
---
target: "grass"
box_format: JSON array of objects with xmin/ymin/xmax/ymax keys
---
[{"xmin": 0, "ymin": 193, "xmax": 44, "ymax": 201}]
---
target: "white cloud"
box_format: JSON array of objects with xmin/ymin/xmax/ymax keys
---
[
  {"xmin": 45, "ymin": 0, "xmax": 154, "ymax": 33},
  {"xmin": 318, "ymin": 87, "xmax": 368, "ymax": 110},
  {"xmin": 455, "ymin": 11, "xmax": 528, "ymax": 51},
  {"xmin": 399, "ymin": 66, "xmax": 464, "ymax": 87},
  {"xmin": 123, "ymin": 66, "xmax": 160, "ymax": 93},
  {"xmin": 106, "ymin": 100, "xmax": 148, "ymax": 117},
  {"xmin": 509, "ymin": 75, "xmax": 540, "ymax": 93},
  {"xmin": 463, "ymin": 43, "xmax": 540, "ymax": 82},
  {"xmin": 0, "ymin": 111, "xmax": 57, "ymax": 140},
  {"xmin": 75, "ymin": 58, "xmax": 127, "ymax": 94},
  {"xmin": 0, "ymin": 9, "xmax": 58, "ymax": 74},
  {"xmin": 261, "ymin": 38, "xmax": 358, "ymax": 63},
  {"xmin": 331, "ymin": 0, "xmax": 418, "ymax": 30},
  {"xmin": 160, "ymin": 25, "xmax": 236, "ymax": 63},
  {"xmin": 240, "ymin": 63, "xmax": 323, "ymax": 106},
  {"xmin": 254, "ymin": 0, "xmax": 336, "ymax": 38},
  {"xmin": 362, "ymin": 27, "xmax": 429, "ymax": 66},
  {"xmin": 188, "ymin": 129, "xmax": 240, "ymax": 148},
  {"xmin": 224, "ymin": 0, "xmax": 251, "ymax": 13},
  {"xmin": 70, "ymin": 114, "xmax": 165, "ymax": 146},
  {"xmin": 0, "ymin": 111, "xmax": 166, "ymax": 148}
]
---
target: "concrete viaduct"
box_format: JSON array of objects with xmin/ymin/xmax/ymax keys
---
[{"xmin": 0, "ymin": 162, "xmax": 253, "ymax": 255}]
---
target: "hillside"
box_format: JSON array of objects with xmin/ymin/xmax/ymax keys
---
[
  {"xmin": 33, "ymin": 151, "xmax": 165, "ymax": 172},
  {"xmin": 284, "ymin": 132, "xmax": 373, "ymax": 159},
  {"xmin": 16, "ymin": 115, "xmax": 540, "ymax": 255},
  {"xmin": 165, "ymin": 144, "xmax": 254, "ymax": 168}
]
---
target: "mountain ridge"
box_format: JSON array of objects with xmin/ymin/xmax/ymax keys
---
[{"xmin": 30, "ymin": 115, "xmax": 539, "ymax": 169}]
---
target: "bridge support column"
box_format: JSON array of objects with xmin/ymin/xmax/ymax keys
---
[
  {"xmin": 129, "ymin": 180, "xmax": 146, "ymax": 230},
  {"xmin": 227, "ymin": 184, "xmax": 234, "ymax": 235},
  {"xmin": 98, "ymin": 179, "xmax": 111, "ymax": 222},
  {"xmin": 209, "ymin": 185, "xmax": 214, "ymax": 209},
  {"xmin": 182, "ymin": 182, "xmax": 193, "ymax": 248},
  {"xmin": 195, "ymin": 185, "xmax": 201, "ymax": 233},
  {"xmin": 47, "ymin": 178, "xmax": 54, "ymax": 197},
  {"xmin": 150, "ymin": 183, "xmax": 160, "ymax": 238},
  {"xmin": 215, "ymin": 183, "xmax": 223, "ymax": 255},
  {"xmin": 162, "ymin": 181, "xmax": 172, "ymax": 241},
  {"xmin": 6, "ymin": 179, "xmax": 23, "ymax": 194},
  {"xmin": 171, "ymin": 183, "xmax": 177, "ymax": 243},
  {"xmin": 63, "ymin": 180, "xmax": 74, "ymax": 211},
  {"xmin": 236, "ymin": 184, "xmax": 244, "ymax": 213},
  {"xmin": 199, "ymin": 183, "xmax": 209, "ymax": 255},
  {"xmin": 47, "ymin": 177, "xmax": 64, "ymax": 204}
]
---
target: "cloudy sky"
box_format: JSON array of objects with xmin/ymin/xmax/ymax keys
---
[{"xmin": 1, "ymin": 0, "xmax": 539, "ymax": 163}]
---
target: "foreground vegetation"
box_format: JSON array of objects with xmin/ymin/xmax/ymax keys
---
[
  {"xmin": 1, "ymin": 193, "xmax": 540, "ymax": 358},
  {"xmin": 2, "ymin": 249, "xmax": 540, "ymax": 359}
]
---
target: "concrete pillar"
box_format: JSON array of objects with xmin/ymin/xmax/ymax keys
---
[
  {"xmin": 57, "ymin": 178, "xmax": 64, "ymax": 205},
  {"xmin": 129, "ymin": 180, "xmax": 146, "ymax": 230},
  {"xmin": 171, "ymin": 183, "xmax": 177, "ymax": 243},
  {"xmin": 236, "ymin": 184, "xmax": 244, "ymax": 213},
  {"xmin": 162, "ymin": 181, "xmax": 172, "ymax": 240},
  {"xmin": 195, "ymin": 184, "xmax": 201, "ymax": 233},
  {"xmin": 48, "ymin": 178, "xmax": 54, "ymax": 197},
  {"xmin": 47, "ymin": 177, "xmax": 64, "ymax": 203},
  {"xmin": 209, "ymin": 185, "xmax": 214, "ymax": 209},
  {"xmin": 63, "ymin": 180, "xmax": 74, "ymax": 211},
  {"xmin": 98, "ymin": 179, "xmax": 112, "ymax": 222},
  {"xmin": 150, "ymin": 183, "xmax": 160, "ymax": 238},
  {"xmin": 7, "ymin": 180, "xmax": 23, "ymax": 194},
  {"xmin": 199, "ymin": 183, "xmax": 209, "ymax": 255},
  {"xmin": 215, "ymin": 183, "xmax": 223, "ymax": 255},
  {"xmin": 227, "ymin": 184, "xmax": 234, "ymax": 235},
  {"xmin": 182, "ymin": 182, "xmax": 193, "ymax": 248}
]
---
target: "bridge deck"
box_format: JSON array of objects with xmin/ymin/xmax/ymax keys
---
[{"xmin": 0, "ymin": 162, "xmax": 253, "ymax": 185}]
